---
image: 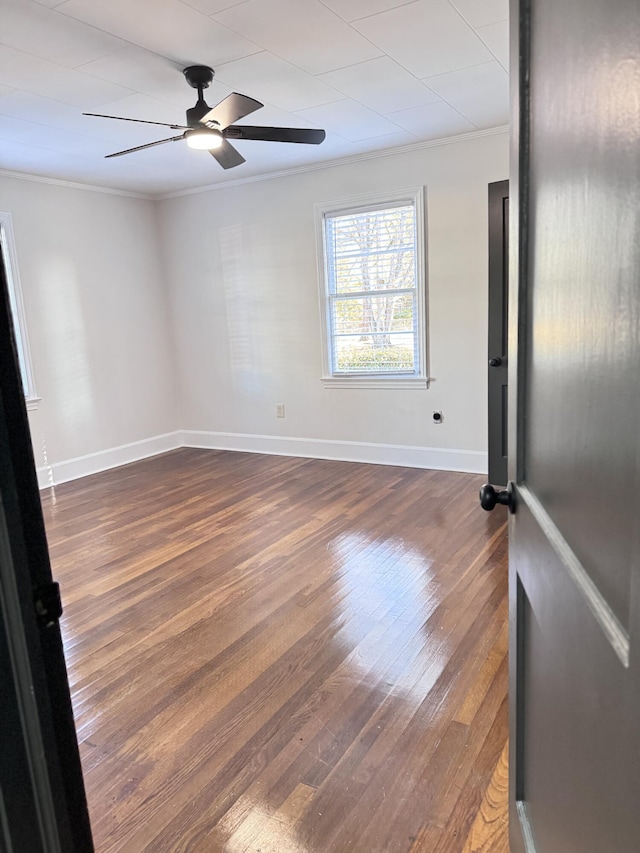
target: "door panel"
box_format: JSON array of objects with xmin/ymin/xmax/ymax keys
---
[
  {"xmin": 524, "ymin": 11, "xmax": 640, "ymax": 625},
  {"xmin": 488, "ymin": 180, "xmax": 509, "ymax": 485},
  {"xmin": 516, "ymin": 507, "xmax": 637, "ymax": 851},
  {"xmin": 509, "ymin": 0, "xmax": 640, "ymax": 849}
]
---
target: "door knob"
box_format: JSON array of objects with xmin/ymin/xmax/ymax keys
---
[
  {"xmin": 489, "ymin": 357, "xmax": 502, "ymax": 367},
  {"xmin": 479, "ymin": 482, "xmax": 515, "ymax": 513}
]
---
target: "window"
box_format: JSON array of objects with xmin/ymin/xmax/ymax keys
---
[
  {"xmin": 316, "ymin": 187, "xmax": 427, "ymax": 387},
  {"xmin": 0, "ymin": 212, "xmax": 38, "ymax": 408}
]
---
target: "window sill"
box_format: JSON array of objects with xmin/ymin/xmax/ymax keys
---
[
  {"xmin": 321, "ymin": 377, "xmax": 429, "ymax": 390},
  {"xmin": 26, "ymin": 397, "xmax": 41, "ymax": 411}
]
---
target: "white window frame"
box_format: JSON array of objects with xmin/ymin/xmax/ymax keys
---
[
  {"xmin": 0, "ymin": 212, "xmax": 39, "ymax": 409},
  {"xmin": 315, "ymin": 186, "xmax": 428, "ymax": 389}
]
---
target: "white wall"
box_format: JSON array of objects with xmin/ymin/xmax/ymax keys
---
[
  {"xmin": 158, "ymin": 131, "xmax": 509, "ymax": 471},
  {"xmin": 0, "ymin": 174, "xmax": 179, "ymax": 483}
]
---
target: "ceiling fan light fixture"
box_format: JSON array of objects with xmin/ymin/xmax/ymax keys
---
[{"xmin": 186, "ymin": 129, "xmax": 223, "ymax": 150}]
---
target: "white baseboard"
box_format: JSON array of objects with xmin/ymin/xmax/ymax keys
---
[
  {"xmin": 180, "ymin": 430, "xmax": 488, "ymax": 475},
  {"xmin": 36, "ymin": 431, "xmax": 182, "ymax": 489},
  {"xmin": 36, "ymin": 429, "xmax": 487, "ymax": 490}
]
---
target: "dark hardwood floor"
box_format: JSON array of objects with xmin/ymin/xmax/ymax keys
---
[{"xmin": 40, "ymin": 448, "xmax": 509, "ymax": 852}]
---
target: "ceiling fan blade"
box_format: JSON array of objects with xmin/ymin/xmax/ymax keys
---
[
  {"xmin": 210, "ymin": 139, "xmax": 246, "ymax": 170},
  {"xmin": 224, "ymin": 125, "xmax": 326, "ymax": 144},
  {"xmin": 200, "ymin": 93, "xmax": 263, "ymax": 130},
  {"xmin": 84, "ymin": 113, "xmax": 189, "ymax": 130},
  {"xmin": 105, "ymin": 135, "xmax": 185, "ymax": 159}
]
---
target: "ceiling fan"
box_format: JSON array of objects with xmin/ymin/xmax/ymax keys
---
[{"xmin": 84, "ymin": 65, "xmax": 326, "ymax": 170}]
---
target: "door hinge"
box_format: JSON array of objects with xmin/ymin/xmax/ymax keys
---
[{"xmin": 33, "ymin": 581, "xmax": 63, "ymax": 628}]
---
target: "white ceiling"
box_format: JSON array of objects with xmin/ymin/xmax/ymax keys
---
[{"xmin": 0, "ymin": 0, "xmax": 509, "ymax": 196}]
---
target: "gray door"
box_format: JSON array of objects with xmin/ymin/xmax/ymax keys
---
[
  {"xmin": 506, "ymin": 0, "xmax": 640, "ymax": 850},
  {"xmin": 488, "ymin": 180, "xmax": 509, "ymax": 485},
  {"xmin": 0, "ymin": 240, "xmax": 93, "ymax": 849}
]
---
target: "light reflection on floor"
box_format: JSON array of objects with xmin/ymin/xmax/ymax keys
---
[
  {"xmin": 217, "ymin": 532, "xmax": 453, "ymax": 852},
  {"xmin": 328, "ymin": 532, "xmax": 448, "ymax": 701}
]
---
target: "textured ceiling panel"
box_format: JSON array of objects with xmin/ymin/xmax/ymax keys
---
[
  {"xmin": 353, "ymin": 0, "xmax": 495, "ymax": 78},
  {"xmin": 319, "ymin": 57, "xmax": 441, "ymax": 115},
  {"xmin": 385, "ymin": 101, "xmax": 475, "ymax": 138},
  {"xmin": 215, "ymin": 52, "xmax": 343, "ymax": 113},
  {"xmin": 476, "ymin": 20, "xmax": 510, "ymax": 69},
  {"xmin": 213, "ymin": 0, "xmax": 383, "ymax": 75},
  {"xmin": 77, "ymin": 48, "xmax": 203, "ymax": 107},
  {"xmin": 56, "ymin": 0, "xmax": 261, "ymax": 66},
  {"xmin": 0, "ymin": 44, "xmax": 134, "ymax": 107},
  {"xmin": 424, "ymin": 61, "xmax": 509, "ymax": 128},
  {"xmin": 1, "ymin": 0, "xmax": 126, "ymax": 68},
  {"xmin": 296, "ymin": 98, "xmax": 405, "ymax": 142},
  {"xmin": 314, "ymin": 0, "xmax": 416, "ymax": 23},
  {"xmin": 449, "ymin": 0, "xmax": 508, "ymax": 28}
]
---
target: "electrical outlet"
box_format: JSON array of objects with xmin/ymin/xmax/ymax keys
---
[{"xmin": 276, "ymin": 403, "xmax": 285, "ymax": 418}]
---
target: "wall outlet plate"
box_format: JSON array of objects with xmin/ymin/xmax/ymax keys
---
[{"xmin": 276, "ymin": 403, "xmax": 285, "ymax": 418}]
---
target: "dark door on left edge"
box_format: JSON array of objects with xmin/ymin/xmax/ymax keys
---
[
  {"xmin": 0, "ymin": 240, "xmax": 94, "ymax": 850},
  {"xmin": 488, "ymin": 180, "xmax": 509, "ymax": 485}
]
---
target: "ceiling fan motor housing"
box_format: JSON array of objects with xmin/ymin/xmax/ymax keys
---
[
  {"xmin": 183, "ymin": 65, "xmax": 215, "ymax": 90},
  {"xmin": 186, "ymin": 102, "xmax": 215, "ymax": 126}
]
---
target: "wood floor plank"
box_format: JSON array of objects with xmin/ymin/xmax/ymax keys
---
[
  {"xmin": 461, "ymin": 741, "xmax": 509, "ymax": 853},
  {"xmin": 40, "ymin": 448, "xmax": 509, "ymax": 852}
]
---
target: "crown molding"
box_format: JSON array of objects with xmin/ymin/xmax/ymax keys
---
[
  {"xmin": 157, "ymin": 125, "xmax": 510, "ymax": 200},
  {"xmin": 0, "ymin": 168, "xmax": 154, "ymax": 200}
]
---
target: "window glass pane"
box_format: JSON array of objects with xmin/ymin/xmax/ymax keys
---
[
  {"xmin": 326, "ymin": 205, "xmax": 416, "ymax": 294},
  {"xmin": 334, "ymin": 333, "xmax": 416, "ymax": 373},
  {"xmin": 331, "ymin": 294, "xmax": 415, "ymax": 336},
  {"xmin": 330, "ymin": 248, "xmax": 416, "ymax": 294}
]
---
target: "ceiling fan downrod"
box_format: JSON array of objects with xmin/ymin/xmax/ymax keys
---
[{"xmin": 183, "ymin": 65, "xmax": 215, "ymax": 101}]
